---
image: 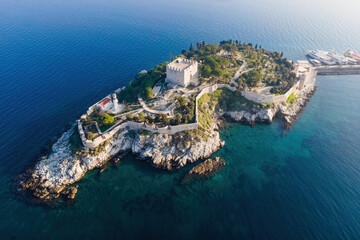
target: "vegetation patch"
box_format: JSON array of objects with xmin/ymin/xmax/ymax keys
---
[
  {"xmin": 69, "ymin": 129, "xmax": 84, "ymax": 154},
  {"xmin": 286, "ymin": 93, "xmax": 297, "ymax": 104},
  {"xmin": 118, "ymin": 62, "xmax": 167, "ymax": 103}
]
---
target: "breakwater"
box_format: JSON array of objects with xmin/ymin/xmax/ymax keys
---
[{"xmin": 316, "ymin": 65, "xmax": 360, "ymax": 75}]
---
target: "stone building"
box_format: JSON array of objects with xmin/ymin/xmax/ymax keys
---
[{"xmin": 166, "ymin": 57, "xmax": 199, "ymax": 88}]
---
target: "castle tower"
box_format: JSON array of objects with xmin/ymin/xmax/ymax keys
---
[{"xmin": 112, "ymin": 93, "xmax": 119, "ymax": 113}]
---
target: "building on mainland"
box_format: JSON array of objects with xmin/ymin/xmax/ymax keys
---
[{"xmin": 165, "ymin": 57, "xmax": 199, "ymax": 88}]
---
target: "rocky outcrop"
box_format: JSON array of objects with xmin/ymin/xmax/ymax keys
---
[
  {"xmin": 132, "ymin": 130, "xmax": 225, "ymax": 170},
  {"xmin": 225, "ymin": 108, "xmax": 275, "ymax": 125},
  {"xmin": 183, "ymin": 157, "xmax": 226, "ymax": 182},
  {"xmin": 19, "ymin": 127, "xmax": 133, "ymax": 201},
  {"xmin": 19, "ymin": 127, "xmax": 225, "ymax": 201},
  {"xmin": 278, "ymin": 86, "xmax": 317, "ymax": 129}
]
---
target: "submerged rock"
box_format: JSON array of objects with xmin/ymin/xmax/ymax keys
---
[
  {"xmin": 183, "ymin": 157, "xmax": 226, "ymax": 182},
  {"xmin": 61, "ymin": 186, "xmax": 78, "ymax": 200}
]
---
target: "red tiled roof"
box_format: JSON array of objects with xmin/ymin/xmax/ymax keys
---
[{"xmin": 99, "ymin": 98, "xmax": 111, "ymax": 107}]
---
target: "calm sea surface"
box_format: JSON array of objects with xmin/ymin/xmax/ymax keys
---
[{"xmin": 1, "ymin": 0, "xmax": 360, "ymax": 239}]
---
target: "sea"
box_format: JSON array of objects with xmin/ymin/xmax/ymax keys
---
[{"xmin": 1, "ymin": 0, "xmax": 360, "ymax": 239}]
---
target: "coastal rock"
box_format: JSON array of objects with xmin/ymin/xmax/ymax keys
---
[
  {"xmin": 183, "ymin": 157, "xmax": 226, "ymax": 181},
  {"xmin": 61, "ymin": 186, "xmax": 78, "ymax": 200},
  {"xmin": 19, "ymin": 127, "xmax": 133, "ymax": 201},
  {"xmin": 20, "ymin": 126, "xmax": 225, "ymax": 200},
  {"xmin": 278, "ymin": 86, "xmax": 316, "ymax": 129},
  {"xmin": 132, "ymin": 130, "xmax": 225, "ymax": 170},
  {"xmin": 225, "ymin": 108, "xmax": 274, "ymax": 124}
]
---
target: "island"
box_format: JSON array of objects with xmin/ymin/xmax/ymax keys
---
[{"xmin": 19, "ymin": 40, "xmax": 317, "ymax": 202}]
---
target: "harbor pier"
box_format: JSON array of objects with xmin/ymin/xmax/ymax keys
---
[{"xmin": 316, "ymin": 65, "xmax": 360, "ymax": 75}]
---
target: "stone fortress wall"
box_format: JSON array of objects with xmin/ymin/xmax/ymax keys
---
[
  {"xmin": 79, "ymin": 83, "xmax": 236, "ymax": 149},
  {"xmin": 240, "ymin": 63, "xmax": 317, "ymax": 103},
  {"xmin": 78, "ymin": 62, "xmax": 316, "ymax": 149},
  {"xmin": 166, "ymin": 58, "xmax": 199, "ymax": 87}
]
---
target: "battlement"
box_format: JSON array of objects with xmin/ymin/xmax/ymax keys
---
[
  {"xmin": 167, "ymin": 58, "xmax": 197, "ymax": 72},
  {"xmin": 166, "ymin": 57, "xmax": 199, "ymax": 88}
]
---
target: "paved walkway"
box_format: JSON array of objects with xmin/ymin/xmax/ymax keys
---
[
  {"xmin": 231, "ymin": 60, "xmax": 248, "ymax": 86},
  {"xmin": 138, "ymin": 95, "xmax": 173, "ymax": 116}
]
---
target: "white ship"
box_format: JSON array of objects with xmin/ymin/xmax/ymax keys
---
[
  {"xmin": 328, "ymin": 51, "xmax": 358, "ymax": 65},
  {"xmin": 306, "ymin": 50, "xmax": 336, "ymax": 65},
  {"xmin": 344, "ymin": 49, "xmax": 360, "ymax": 62}
]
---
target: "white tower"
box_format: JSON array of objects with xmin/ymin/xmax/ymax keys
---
[{"xmin": 112, "ymin": 93, "xmax": 119, "ymax": 113}]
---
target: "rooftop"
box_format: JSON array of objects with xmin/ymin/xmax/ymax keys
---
[{"xmin": 168, "ymin": 58, "xmax": 194, "ymax": 71}]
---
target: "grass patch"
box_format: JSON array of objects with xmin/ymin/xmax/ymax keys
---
[
  {"xmin": 286, "ymin": 93, "xmax": 297, "ymax": 105},
  {"xmin": 139, "ymin": 129, "xmax": 151, "ymax": 136},
  {"xmin": 197, "ymin": 88, "xmax": 265, "ymax": 130},
  {"xmin": 69, "ymin": 129, "xmax": 83, "ymax": 154},
  {"xmin": 214, "ymin": 88, "xmax": 260, "ymax": 112}
]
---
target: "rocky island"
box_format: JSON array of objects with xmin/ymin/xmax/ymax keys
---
[{"xmin": 18, "ymin": 40, "xmax": 317, "ymax": 202}]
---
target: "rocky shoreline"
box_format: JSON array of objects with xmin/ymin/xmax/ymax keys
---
[
  {"xmin": 278, "ymin": 86, "xmax": 317, "ymax": 129},
  {"xmin": 18, "ymin": 126, "xmax": 224, "ymax": 202},
  {"xmin": 223, "ymin": 86, "xmax": 317, "ymax": 128},
  {"xmin": 18, "ymin": 86, "xmax": 316, "ymax": 203}
]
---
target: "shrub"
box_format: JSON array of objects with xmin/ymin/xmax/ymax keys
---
[
  {"xmin": 87, "ymin": 132, "xmax": 95, "ymax": 141},
  {"xmin": 99, "ymin": 113, "xmax": 114, "ymax": 125},
  {"xmin": 286, "ymin": 93, "xmax": 297, "ymax": 104}
]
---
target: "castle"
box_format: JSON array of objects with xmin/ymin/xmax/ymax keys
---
[{"xmin": 166, "ymin": 57, "xmax": 199, "ymax": 88}]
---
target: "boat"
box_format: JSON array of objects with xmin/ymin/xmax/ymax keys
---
[
  {"xmin": 309, "ymin": 58, "xmax": 321, "ymax": 66},
  {"xmin": 306, "ymin": 50, "xmax": 336, "ymax": 65},
  {"xmin": 328, "ymin": 51, "xmax": 358, "ymax": 65},
  {"xmin": 344, "ymin": 49, "xmax": 360, "ymax": 62}
]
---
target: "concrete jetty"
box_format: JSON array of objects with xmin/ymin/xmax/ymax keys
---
[{"xmin": 315, "ymin": 65, "xmax": 360, "ymax": 75}]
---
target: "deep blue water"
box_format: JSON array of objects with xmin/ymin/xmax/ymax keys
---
[{"xmin": 1, "ymin": 0, "xmax": 360, "ymax": 239}]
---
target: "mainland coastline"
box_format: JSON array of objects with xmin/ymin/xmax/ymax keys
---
[{"xmin": 18, "ymin": 40, "xmax": 317, "ymax": 202}]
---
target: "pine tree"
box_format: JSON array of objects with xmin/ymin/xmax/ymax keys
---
[
  {"xmin": 196, "ymin": 42, "xmax": 201, "ymax": 50},
  {"xmin": 181, "ymin": 49, "xmax": 187, "ymax": 57},
  {"xmin": 189, "ymin": 43, "xmax": 195, "ymax": 52}
]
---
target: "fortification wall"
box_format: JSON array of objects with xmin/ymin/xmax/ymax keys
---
[
  {"xmin": 80, "ymin": 70, "xmax": 315, "ymax": 149},
  {"xmin": 81, "ymin": 120, "xmax": 199, "ymax": 149},
  {"xmin": 166, "ymin": 66, "xmax": 185, "ymax": 87},
  {"xmin": 183, "ymin": 62, "xmax": 199, "ymax": 86}
]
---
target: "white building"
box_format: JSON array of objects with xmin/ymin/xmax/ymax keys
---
[
  {"xmin": 98, "ymin": 94, "xmax": 124, "ymax": 114},
  {"xmin": 166, "ymin": 57, "xmax": 199, "ymax": 88}
]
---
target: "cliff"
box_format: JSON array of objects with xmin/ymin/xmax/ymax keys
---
[{"xmin": 19, "ymin": 126, "xmax": 224, "ymax": 201}]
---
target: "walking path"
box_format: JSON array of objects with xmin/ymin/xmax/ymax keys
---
[
  {"xmin": 231, "ymin": 60, "xmax": 248, "ymax": 86},
  {"xmin": 138, "ymin": 95, "xmax": 173, "ymax": 116}
]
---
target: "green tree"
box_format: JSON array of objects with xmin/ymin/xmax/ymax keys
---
[
  {"xmin": 201, "ymin": 65, "xmax": 212, "ymax": 78},
  {"xmin": 159, "ymin": 114, "xmax": 169, "ymax": 125},
  {"xmin": 177, "ymin": 96, "xmax": 187, "ymax": 107},
  {"xmin": 189, "ymin": 43, "xmax": 195, "ymax": 52},
  {"xmin": 181, "ymin": 49, "xmax": 187, "ymax": 57},
  {"xmin": 246, "ymin": 70, "xmax": 262, "ymax": 87},
  {"xmin": 175, "ymin": 113, "xmax": 182, "ymax": 124},
  {"xmin": 87, "ymin": 132, "xmax": 95, "ymax": 141},
  {"xmin": 99, "ymin": 113, "xmax": 114, "ymax": 125},
  {"xmin": 138, "ymin": 112, "xmax": 146, "ymax": 122},
  {"xmin": 144, "ymin": 87, "xmax": 154, "ymax": 100}
]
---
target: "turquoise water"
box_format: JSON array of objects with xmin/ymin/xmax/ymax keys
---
[{"xmin": 1, "ymin": 0, "xmax": 360, "ymax": 239}]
